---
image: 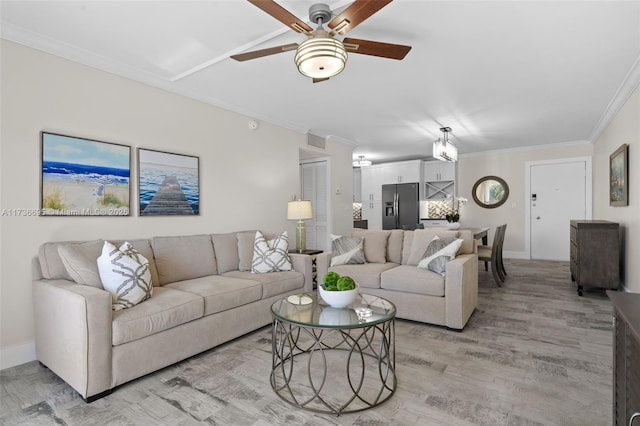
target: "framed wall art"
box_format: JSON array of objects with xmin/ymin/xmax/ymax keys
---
[
  {"xmin": 609, "ymin": 143, "xmax": 628, "ymax": 207},
  {"xmin": 138, "ymin": 148, "xmax": 200, "ymax": 216},
  {"xmin": 40, "ymin": 132, "xmax": 131, "ymax": 216}
]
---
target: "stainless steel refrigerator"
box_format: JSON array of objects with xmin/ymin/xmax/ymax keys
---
[{"xmin": 382, "ymin": 183, "xmax": 420, "ymax": 230}]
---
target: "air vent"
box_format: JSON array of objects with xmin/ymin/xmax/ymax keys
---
[{"xmin": 307, "ymin": 133, "xmax": 325, "ymax": 149}]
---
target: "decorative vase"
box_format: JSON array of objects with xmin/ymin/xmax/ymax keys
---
[{"xmin": 447, "ymin": 222, "xmax": 461, "ymax": 230}]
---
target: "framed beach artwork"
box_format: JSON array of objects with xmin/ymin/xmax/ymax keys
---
[
  {"xmin": 40, "ymin": 132, "xmax": 131, "ymax": 216},
  {"xmin": 609, "ymin": 143, "xmax": 628, "ymax": 207},
  {"xmin": 138, "ymin": 148, "xmax": 199, "ymax": 216}
]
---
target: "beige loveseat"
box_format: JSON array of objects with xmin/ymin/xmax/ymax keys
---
[
  {"xmin": 316, "ymin": 229, "xmax": 478, "ymax": 330},
  {"xmin": 32, "ymin": 231, "xmax": 313, "ymax": 402}
]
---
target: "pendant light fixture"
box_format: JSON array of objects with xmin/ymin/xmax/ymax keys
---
[{"xmin": 433, "ymin": 127, "xmax": 458, "ymax": 162}]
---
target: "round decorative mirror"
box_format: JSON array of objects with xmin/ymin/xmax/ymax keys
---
[{"xmin": 472, "ymin": 176, "xmax": 509, "ymax": 209}]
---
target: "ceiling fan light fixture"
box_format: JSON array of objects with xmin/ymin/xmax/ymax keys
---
[
  {"xmin": 352, "ymin": 155, "xmax": 372, "ymax": 167},
  {"xmin": 294, "ymin": 37, "xmax": 348, "ymax": 79},
  {"xmin": 433, "ymin": 127, "xmax": 458, "ymax": 162}
]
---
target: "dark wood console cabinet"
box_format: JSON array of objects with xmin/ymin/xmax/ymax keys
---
[
  {"xmin": 570, "ymin": 220, "xmax": 619, "ymax": 296},
  {"xmin": 607, "ymin": 291, "xmax": 640, "ymax": 426}
]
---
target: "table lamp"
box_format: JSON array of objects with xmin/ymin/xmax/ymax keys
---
[{"xmin": 287, "ymin": 200, "xmax": 312, "ymax": 252}]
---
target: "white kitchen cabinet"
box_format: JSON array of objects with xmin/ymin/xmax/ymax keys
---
[
  {"xmin": 382, "ymin": 160, "xmax": 422, "ymax": 184},
  {"xmin": 361, "ymin": 200, "xmax": 382, "ymax": 230},
  {"xmin": 423, "ymin": 160, "xmax": 456, "ymax": 200},
  {"xmin": 361, "ymin": 166, "xmax": 384, "ymax": 202},
  {"xmin": 423, "ymin": 160, "xmax": 455, "ymax": 182}
]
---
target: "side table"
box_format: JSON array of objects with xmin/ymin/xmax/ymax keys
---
[{"xmin": 289, "ymin": 249, "xmax": 322, "ymax": 289}]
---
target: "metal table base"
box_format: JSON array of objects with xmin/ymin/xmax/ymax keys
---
[{"xmin": 270, "ymin": 317, "xmax": 396, "ymax": 416}]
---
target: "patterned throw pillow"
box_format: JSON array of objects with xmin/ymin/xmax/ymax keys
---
[
  {"xmin": 252, "ymin": 231, "xmax": 293, "ymax": 273},
  {"xmin": 330, "ymin": 234, "xmax": 366, "ymax": 267},
  {"xmin": 97, "ymin": 241, "xmax": 153, "ymax": 311},
  {"xmin": 417, "ymin": 236, "xmax": 463, "ymax": 275}
]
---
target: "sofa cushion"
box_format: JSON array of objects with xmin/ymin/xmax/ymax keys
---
[
  {"xmin": 211, "ymin": 232, "xmax": 240, "ymax": 274},
  {"xmin": 57, "ymin": 240, "xmax": 105, "ymax": 288},
  {"xmin": 237, "ymin": 231, "xmax": 258, "ymax": 272},
  {"xmin": 112, "ymin": 287, "xmax": 203, "ymax": 346},
  {"xmin": 406, "ymin": 229, "xmax": 460, "ymax": 266},
  {"xmin": 98, "ymin": 241, "xmax": 154, "ymax": 311},
  {"xmin": 351, "ymin": 230, "xmax": 391, "ymax": 263},
  {"xmin": 222, "ymin": 270, "xmax": 304, "ymax": 299},
  {"xmin": 165, "ymin": 275, "xmax": 261, "ymax": 316},
  {"xmin": 329, "ymin": 263, "xmax": 398, "ymax": 289},
  {"xmin": 152, "ymin": 235, "xmax": 217, "ymax": 285},
  {"xmin": 387, "ymin": 230, "xmax": 405, "ymax": 264},
  {"xmin": 381, "ymin": 265, "xmax": 445, "ymax": 297},
  {"xmin": 330, "ymin": 234, "xmax": 365, "ymax": 267},
  {"xmin": 39, "ymin": 240, "xmax": 104, "ymax": 281},
  {"xmin": 252, "ymin": 231, "xmax": 293, "ymax": 273},
  {"xmin": 417, "ymin": 237, "xmax": 463, "ymax": 275}
]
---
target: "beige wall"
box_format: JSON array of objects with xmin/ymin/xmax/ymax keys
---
[
  {"xmin": 457, "ymin": 143, "xmax": 594, "ymax": 257},
  {"xmin": 0, "ymin": 41, "xmax": 353, "ymax": 367},
  {"xmin": 593, "ymin": 85, "xmax": 639, "ymax": 293}
]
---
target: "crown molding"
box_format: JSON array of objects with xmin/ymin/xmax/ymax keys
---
[
  {"xmin": 589, "ymin": 53, "xmax": 640, "ymax": 142},
  {"xmin": 459, "ymin": 139, "xmax": 592, "ymax": 159},
  {"xmin": 1, "ymin": 23, "xmax": 311, "ymax": 137}
]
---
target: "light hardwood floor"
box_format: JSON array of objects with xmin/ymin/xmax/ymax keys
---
[{"xmin": 0, "ymin": 260, "xmax": 613, "ymax": 425}]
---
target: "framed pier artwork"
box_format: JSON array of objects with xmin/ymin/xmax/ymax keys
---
[
  {"xmin": 40, "ymin": 132, "xmax": 131, "ymax": 216},
  {"xmin": 137, "ymin": 148, "xmax": 200, "ymax": 216}
]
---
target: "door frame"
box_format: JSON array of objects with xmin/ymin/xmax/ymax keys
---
[{"xmin": 524, "ymin": 156, "xmax": 592, "ymax": 260}]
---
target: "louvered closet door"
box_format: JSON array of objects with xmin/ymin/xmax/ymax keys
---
[{"xmin": 301, "ymin": 161, "xmax": 328, "ymax": 251}]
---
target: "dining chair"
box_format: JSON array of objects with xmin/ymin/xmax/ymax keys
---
[{"xmin": 478, "ymin": 224, "xmax": 507, "ymax": 286}]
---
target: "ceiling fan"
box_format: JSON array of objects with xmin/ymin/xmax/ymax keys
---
[{"xmin": 230, "ymin": 0, "xmax": 412, "ymax": 82}]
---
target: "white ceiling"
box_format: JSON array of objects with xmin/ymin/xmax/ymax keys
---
[{"xmin": 2, "ymin": 0, "xmax": 639, "ymax": 164}]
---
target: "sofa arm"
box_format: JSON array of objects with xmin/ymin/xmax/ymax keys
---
[
  {"xmin": 33, "ymin": 279, "xmax": 113, "ymax": 399},
  {"xmin": 288, "ymin": 254, "xmax": 314, "ymax": 293},
  {"xmin": 444, "ymin": 253, "xmax": 479, "ymax": 329},
  {"xmin": 314, "ymin": 252, "xmax": 332, "ymax": 284}
]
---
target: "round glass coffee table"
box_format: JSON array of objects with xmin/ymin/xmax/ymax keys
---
[{"xmin": 270, "ymin": 292, "xmax": 396, "ymax": 415}]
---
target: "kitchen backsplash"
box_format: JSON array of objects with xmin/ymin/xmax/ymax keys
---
[
  {"xmin": 353, "ymin": 203, "xmax": 362, "ymax": 220},
  {"xmin": 424, "ymin": 200, "xmax": 456, "ymax": 219}
]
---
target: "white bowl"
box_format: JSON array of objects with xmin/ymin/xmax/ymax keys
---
[{"xmin": 319, "ymin": 283, "xmax": 359, "ymax": 308}]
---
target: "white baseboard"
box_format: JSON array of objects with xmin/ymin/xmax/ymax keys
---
[{"xmin": 0, "ymin": 341, "xmax": 36, "ymax": 370}]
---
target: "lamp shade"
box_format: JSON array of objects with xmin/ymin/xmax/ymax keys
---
[{"xmin": 287, "ymin": 200, "xmax": 313, "ymax": 220}]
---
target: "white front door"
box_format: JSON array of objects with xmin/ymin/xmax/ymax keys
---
[{"xmin": 529, "ymin": 160, "xmax": 589, "ymax": 260}]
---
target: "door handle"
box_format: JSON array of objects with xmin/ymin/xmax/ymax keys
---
[{"xmin": 536, "ymin": 216, "xmax": 541, "ymax": 220}]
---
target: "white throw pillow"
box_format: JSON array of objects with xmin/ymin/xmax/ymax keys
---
[
  {"xmin": 252, "ymin": 231, "xmax": 293, "ymax": 273},
  {"xmin": 97, "ymin": 241, "xmax": 153, "ymax": 311},
  {"xmin": 330, "ymin": 234, "xmax": 366, "ymax": 267},
  {"xmin": 417, "ymin": 236, "xmax": 463, "ymax": 275}
]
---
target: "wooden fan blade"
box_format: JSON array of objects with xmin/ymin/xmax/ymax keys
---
[
  {"xmin": 344, "ymin": 37, "xmax": 411, "ymax": 60},
  {"xmin": 312, "ymin": 77, "xmax": 330, "ymax": 83},
  {"xmin": 328, "ymin": 0, "xmax": 393, "ymax": 35},
  {"xmin": 248, "ymin": 0, "xmax": 313, "ymax": 33},
  {"xmin": 230, "ymin": 43, "xmax": 298, "ymax": 61}
]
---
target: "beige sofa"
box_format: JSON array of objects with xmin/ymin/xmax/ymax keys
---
[
  {"xmin": 316, "ymin": 229, "xmax": 478, "ymax": 330},
  {"xmin": 32, "ymin": 231, "xmax": 313, "ymax": 402}
]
